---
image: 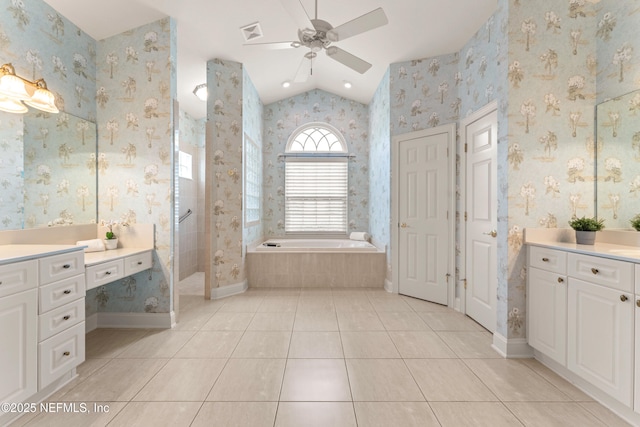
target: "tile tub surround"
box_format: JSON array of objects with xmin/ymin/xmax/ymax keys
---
[
  {"xmin": 13, "ymin": 279, "xmax": 631, "ymax": 427},
  {"xmin": 246, "ymin": 252, "xmax": 386, "ymax": 288}
]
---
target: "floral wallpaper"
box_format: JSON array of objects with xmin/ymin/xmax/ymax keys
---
[
  {"xmin": 368, "ymin": 70, "xmax": 391, "ymax": 278},
  {"xmin": 89, "ymin": 17, "xmax": 176, "ymax": 315},
  {"xmin": 595, "ymin": 1, "xmax": 640, "ymax": 228},
  {"xmin": 206, "ymin": 59, "xmax": 245, "ymax": 289},
  {"xmin": 263, "ymin": 89, "xmax": 370, "ymax": 237},
  {"xmin": 0, "ymin": 112, "xmax": 23, "ymax": 229},
  {"xmin": 0, "ymin": 0, "xmax": 97, "ymax": 230}
]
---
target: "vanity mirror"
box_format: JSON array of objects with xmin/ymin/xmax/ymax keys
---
[
  {"xmin": 0, "ymin": 110, "xmax": 97, "ymax": 230},
  {"xmin": 596, "ymin": 88, "xmax": 640, "ymax": 229}
]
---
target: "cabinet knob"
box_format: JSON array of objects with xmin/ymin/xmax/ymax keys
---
[
  {"xmin": 637, "ymin": 300, "xmax": 640, "ymax": 307},
  {"xmin": 63, "ymin": 289, "xmax": 71, "ymax": 294},
  {"xmin": 63, "ymin": 315, "xmax": 70, "ymax": 321},
  {"xmin": 105, "ymin": 271, "xmax": 111, "ymax": 275},
  {"xmin": 62, "ymin": 264, "xmax": 71, "ymax": 269},
  {"xmin": 542, "ymin": 257, "xmax": 549, "ymax": 262},
  {"xmin": 557, "ymin": 277, "xmax": 564, "ymax": 283},
  {"xmin": 591, "ymin": 268, "xmax": 599, "ymax": 275},
  {"xmin": 63, "ymin": 351, "xmax": 70, "ymax": 356},
  {"xmin": 620, "ymin": 295, "xmax": 628, "ymax": 302},
  {"xmin": 137, "ymin": 261, "xmax": 143, "ymax": 265}
]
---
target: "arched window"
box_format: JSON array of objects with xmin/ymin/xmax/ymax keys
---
[{"xmin": 284, "ymin": 123, "xmax": 348, "ymax": 234}]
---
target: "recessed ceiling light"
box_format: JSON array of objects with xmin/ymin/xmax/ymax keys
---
[
  {"xmin": 282, "ymin": 81, "xmax": 291, "ymax": 88},
  {"xmin": 343, "ymin": 81, "xmax": 352, "ymax": 89},
  {"xmin": 192, "ymin": 83, "xmax": 207, "ymax": 101}
]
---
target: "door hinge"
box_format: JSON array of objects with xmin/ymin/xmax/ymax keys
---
[
  {"xmin": 446, "ymin": 211, "xmax": 449, "ymax": 220},
  {"xmin": 447, "ymin": 147, "xmax": 449, "ymax": 157},
  {"xmin": 464, "ymin": 212, "xmax": 468, "ymax": 221},
  {"xmin": 446, "ymin": 273, "xmax": 451, "ymax": 284},
  {"xmin": 463, "ymin": 278, "xmax": 467, "ymax": 289},
  {"xmin": 464, "ymin": 143, "xmax": 468, "ymax": 153}
]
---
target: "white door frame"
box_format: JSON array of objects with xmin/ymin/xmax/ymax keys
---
[
  {"xmin": 391, "ymin": 123, "xmax": 456, "ymax": 306},
  {"xmin": 459, "ymin": 100, "xmax": 497, "ymax": 315}
]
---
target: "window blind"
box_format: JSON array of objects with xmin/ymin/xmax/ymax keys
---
[{"xmin": 285, "ymin": 160, "xmax": 348, "ymax": 234}]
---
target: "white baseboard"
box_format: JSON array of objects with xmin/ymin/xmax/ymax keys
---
[
  {"xmin": 384, "ymin": 278, "xmax": 394, "ymax": 293},
  {"xmin": 492, "ymin": 332, "xmax": 534, "ymax": 358},
  {"xmin": 85, "ymin": 313, "xmax": 98, "ymax": 333},
  {"xmin": 211, "ymin": 279, "xmax": 248, "ymax": 299}
]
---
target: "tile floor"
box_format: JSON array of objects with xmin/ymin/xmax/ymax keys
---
[{"xmin": 13, "ymin": 272, "xmax": 632, "ymax": 426}]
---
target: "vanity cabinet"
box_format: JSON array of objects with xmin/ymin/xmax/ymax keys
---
[
  {"xmin": 527, "ymin": 247, "xmax": 567, "ymax": 365},
  {"xmin": 0, "ymin": 260, "xmax": 38, "ymax": 406}
]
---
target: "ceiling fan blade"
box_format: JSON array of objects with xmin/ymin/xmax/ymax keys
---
[
  {"xmin": 293, "ymin": 55, "xmax": 311, "ymax": 82},
  {"xmin": 325, "ymin": 46, "xmax": 372, "ymax": 74},
  {"xmin": 243, "ymin": 41, "xmax": 301, "ymax": 50},
  {"xmin": 326, "ymin": 7, "xmax": 388, "ymax": 42},
  {"xmin": 279, "ymin": 0, "xmax": 315, "ymax": 35}
]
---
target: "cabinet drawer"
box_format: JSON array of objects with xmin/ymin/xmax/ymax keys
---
[
  {"xmin": 0, "ymin": 260, "xmax": 37, "ymax": 298},
  {"xmin": 39, "ymin": 274, "xmax": 85, "ymax": 313},
  {"xmin": 38, "ymin": 322, "xmax": 85, "ymax": 390},
  {"xmin": 86, "ymin": 259, "xmax": 124, "ymax": 291},
  {"xmin": 125, "ymin": 251, "xmax": 152, "ymax": 276},
  {"xmin": 568, "ymin": 253, "xmax": 634, "ymax": 292},
  {"xmin": 636, "ymin": 265, "xmax": 640, "ymax": 295},
  {"xmin": 529, "ymin": 246, "xmax": 567, "ymax": 274},
  {"xmin": 39, "ymin": 298, "xmax": 85, "ymax": 342},
  {"xmin": 39, "ymin": 251, "xmax": 84, "ymax": 286}
]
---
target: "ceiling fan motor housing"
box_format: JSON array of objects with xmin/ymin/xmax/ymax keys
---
[{"xmin": 298, "ymin": 19, "xmax": 333, "ymax": 51}]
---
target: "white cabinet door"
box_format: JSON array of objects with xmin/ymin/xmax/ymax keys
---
[
  {"xmin": 0, "ymin": 289, "xmax": 37, "ymax": 404},
  {"xmin": 636, "ymin": 294, "xmax": 640, "ymax": 414},
  {"xmin": 527, "ymin": 267, "xmax": 567, "ymax": 365},
  {"xmin": 568, "ymin": 278, "xmax": 633, "ymax": 406}
]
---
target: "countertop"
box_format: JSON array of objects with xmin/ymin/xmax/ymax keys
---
[
  {"xmin": 526, "ymin": 240, "xmax": 640, "ymax": 263},
  {"xmin": 0, "ymin": 244, "xmax": 85, "ymax": 265},
  {"xmin": 84, "ymin": 247, "xmax": 153, "ymax": 266}
]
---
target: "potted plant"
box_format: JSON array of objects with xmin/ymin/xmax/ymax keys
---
[
  {"xmin": 631, "ymin": 214, "xmax": 640, "ymax": 231},
  {"xmin": 100, "ymin": 219, "xmax": 127, "ymax": 250},
  {"xmin": 568, "ymin": 216, "xmax": 605, "ymax": 245}
]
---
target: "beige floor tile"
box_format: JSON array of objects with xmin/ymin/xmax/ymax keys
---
[
  {"xmin": 389, "ymin": 331, "xmax": 456, "ymax": 358},
  {"xmin": 231, "ymin": 331, "xmax": 291, "ymax": 358},
  {"xmin": 275, "ymin": 402, "xmax": 357, "ymax": 427},
  {"xmin": 401, "ymin": 297, "xmax": 450, "ymax": 312},
  {"xmin": 247, "ymin": 312, "xmax": 295, "ymax": 331},
  {"xmin": 280, "ymin": 359, "xmax": 351, "ymax": 401},
  {"xmin": 340, "ymin": 331, "xmax": 400, "ymax": 358},
  {"xmin": 62, "ymin": 358, "xmax": 168, "ymax": 401},
  {"xmin": 336, "ymin": 311, "xmax": 385, "ymax": 331},
  {"xmin": 505, "ymin": 402, "xmax": 608, "ymax": 427},
  {"xmin": 107, "ymin": 401, "xmax": 201, "ymax": 427},
  {"xmin": 14, "ymin": 402, "xmax": 126, "ymax": 427},
  {"xmin": 116, "ymin": 330, "xmax": 195, "ymax": 358},
  {"xmin": 288, "ymin": 331, "xmax": 344, "ymax": 358},
  {"xmin": 48, "ymin": 358, "xmax": 112, "ymax": 400},
  {"xmin": 133, "ymin": 358, "xmax": 226, "ymax": 401},
  {"xmin": 580, "ymin": 402, "xmax": 633, "ymax": 427},
  {"xmin": 377, "ymin": 311, "xmax": 430, "ymax": 331},
  {"xmin": 366, "ymin": 289, "xmax": 394, "ymax": 298},
  {"xmin": 190, "ymin": 402, "xmax": 278, "ymax": 427},
  {"xmin": 294, "ymin": 311, "xmax": 339, "ymax": 331},
  {"xmin": 174, "ymin": 331, "xmax": 243, "ymax": 358},
  {"xmin": 346, "ymin": 359, "xmax": 424, "ymax": 401},
  {"xmin": 405, "ymin": 359, "xmax": 497, "ymax": 401},
  {"xmin": 334, "ymin": 297, "xmax": 375, "ymax": 312},
  {"xmin": 436, "ymin": 331, "xmax": 501, "ymax": 358},
  {"xmin": 218, "ymin": 296, "xmax": 265, "ymax": 312},
  {"xmin": 297, "ymin": 297, "xmax": 335, "ymax": 312},
  {"xmin": 520, "ymin": 358, "xmax": 593, "ymax": 401},
  {"xmin": 257, "ymin": 296, "xmax": 299, "ymax": 312},
  {"xmin": 201, "ymin": 312, "xmax": 254, "ymax": 330},
  {"xmin": 207, "ymin": 358, "xmax": 286, "ymax": 401},
  {"xmin": 370, "ymin": 298, "xmax": 413, "ymax": 312},
  {"xmin": 418, "ymin": 312, "xmax": 485, "ymax": 331},
  {"xmin": 465, "ymin": 359, "xmax": 570, "ymax": 401},
  {"xmin": 430, "ymin": 402, "xmax": 524, "ymax": 427},
  {"xmin": 354, "ymin": 402, "xmax": 440, "ymax": 427},
  {"xmin": 171, "ymin": 307, "xmax": 218, "ymax": 331},
  {"xmin": 84, "ymin": 329, "xmax": 148, "ymax": 358}
]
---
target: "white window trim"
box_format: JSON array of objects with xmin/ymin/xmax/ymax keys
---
[
  {"xmin": 285, "ymin": 121, "xmax": 348, "ymax": 154},
  {"xmin": 244, "ymin": 133, "xmax": 261, "ymax": 227}
]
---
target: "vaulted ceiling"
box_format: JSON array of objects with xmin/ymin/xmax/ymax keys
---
[{"xmin": 43, "ymin": 0, "xmax": 497, "ymax": 119}]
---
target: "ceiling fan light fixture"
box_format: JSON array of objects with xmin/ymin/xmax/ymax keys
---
[
  {"xmin": 193, "ymin": 83, "xmax": 207, "ymax": 101},
  {"xmin": 282, "ymin": 81, "xmax": 291, "ymax": 88}
]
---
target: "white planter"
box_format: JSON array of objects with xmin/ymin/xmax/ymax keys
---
[
  {"xmin": 104, "ymin": 238, "xmax": 118, "ymax": 250},
  {"xmin": 575, "ymin": 231, "xmax": 596, "ymax": 245}
]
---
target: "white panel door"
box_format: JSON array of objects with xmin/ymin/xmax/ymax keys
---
[
  {"xmin": 398, "ymin": 128, "xmax": 450, "ymax": 304},
  {"xmin": 465, "ymin": 108, "xmax": 497, "ymax": 332}
]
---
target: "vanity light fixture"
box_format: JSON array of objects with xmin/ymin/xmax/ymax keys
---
[
  {"xmin": 192, "ymin": 83, "xmax": 208, "ymax": 101},
  {"xmin": 0, "ymin": 63, "xmax": 58, "ymax": 114}
]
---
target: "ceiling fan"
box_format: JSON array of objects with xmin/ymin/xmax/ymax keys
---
[{"xmin": 245, "ymin": 0, "xmax": 388, "ymax": 82}]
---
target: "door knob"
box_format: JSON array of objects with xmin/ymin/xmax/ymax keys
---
[
  {"xmin": 400, "ymin": 223, "xmax": 408, "ymax": 228},
  {"xmin": 620, "ymin": 295, "xmax": 628, "ymax": 302},
  {"xmin": 483, "ymin": 230, "xmax": 497, "ymax": 238}
]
